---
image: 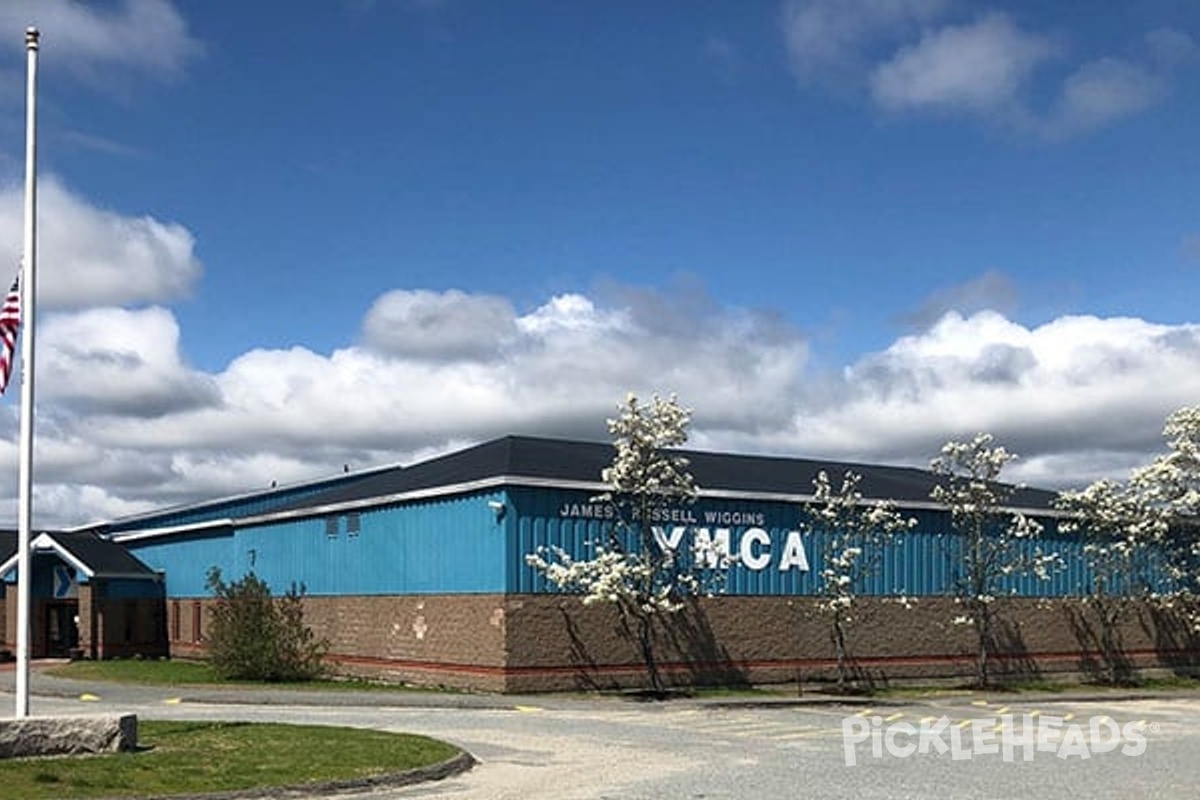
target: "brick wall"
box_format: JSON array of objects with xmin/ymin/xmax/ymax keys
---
[
  {"xmin": 158, "ymin": 592, "xmax": 1200, "ymax": 693},
  {"xmin": 501, "ymin": 595, "xmax": 1200, "ymax": 692},
  {"xmin": 304, "ymin": 594, "xmax": 508, "ymax": 690},
  {"xmin": 78, "ymin": 584, "xmax": 94, "ymax": 658},
  {"xmin": 168, "ymin": 594, "xmax": 511, "ymax": 691},
  {"xmin": 91, "ymin": 597, "xmax": 168, "ymax": 660}
]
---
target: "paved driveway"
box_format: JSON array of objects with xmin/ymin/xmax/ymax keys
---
[{"xmin": 4, "ymin": 671, "xmax": 1199, "ymax": 799}]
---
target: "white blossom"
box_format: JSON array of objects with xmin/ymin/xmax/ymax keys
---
[
  {"xmin": 803, "ymin": 468, "xmax": 916, "ymax": 688},
  {"xmin": 931, "ymin": 433, "xmax": 1055, "ymax": 687},
  {"xmin": 525, "ymin": 393, "xmax": 727, "ymax": 693},
  {"xmin": 1056, "ymin": 405, "xmax": 1200, "ymax": 671}
]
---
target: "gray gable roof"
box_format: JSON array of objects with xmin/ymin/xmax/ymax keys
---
[
  {"xmin": 263, "ymin": 435, "xmax": 1060, "ymax": 516},
  {"xmin": 0, "ymin": 530, "xmax": 160, "ymax": 580},
  {"xmin": 96, "ymin": 435, "xmax": 1060, "ymax": 536}
]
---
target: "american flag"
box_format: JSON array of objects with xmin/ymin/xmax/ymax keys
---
[{"xmin": 0, "ymin": 273, "xmax": 19, "ymax": 395}]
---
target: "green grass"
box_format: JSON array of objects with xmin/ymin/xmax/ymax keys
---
[
  {"xmin": 46, "ymin": 659, "xmax": 222, "ymax": 686},
  {"xmin": 44, "ymin": 659, "xmax": 458, "ymax": 693},
  {"xmin": 0, "ymin": 721, "xmax": 462, "ymax": 799}
]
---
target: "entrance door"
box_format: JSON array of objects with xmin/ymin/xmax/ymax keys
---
[{"xmin": 45, "ymin": 601, "xmax": 80, "ymax": 658}]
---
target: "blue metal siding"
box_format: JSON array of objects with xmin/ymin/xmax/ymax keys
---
[
  {"xmin": 126, "ymin": 492, "xmax": 507, "ymax": 597},
  {"xmin": 510, "ymin": 488, "xmax": 818, "ymax": 595},
  {"xmin": 104, "ymin": 479, "xmax": 359, "ymax": 533},
  {"xmin": 120, "ymin": 484, "xmax": 1106, "ymax": 601},
  {"xmin": 231, "ymin": 498, "xmax": 503, "ymax": 595},
  {"xmin": 508, "ymin": 488, "xmax": 1093, "ymax": 598},
  {"xmin": 125, "ymin": 531, "xmax": 234, "ymax": 597}
]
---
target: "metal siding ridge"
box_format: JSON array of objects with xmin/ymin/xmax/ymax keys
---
[
  {"xmin": 232, "ymin": 475, "xmax": 1064, "ymax": 525},
  {"xmin": 100, "ymin": 479, "xmax": 1069, "ymax": 548},
  {"xmin": 108, "ymin": 517, "xmax": 235, "ymax": 544}
]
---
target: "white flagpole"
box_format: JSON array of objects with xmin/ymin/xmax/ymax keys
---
[{"xmin": 15, "ymin": 25, "xmax": 40, "ymax": 719}]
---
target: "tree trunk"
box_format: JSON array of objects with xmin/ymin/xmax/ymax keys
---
[
  {"xmin": 976, "ymin": 600, "xmax": 990, "ymax": 689},
  {"xmin": 833, "ymin": 614, "xmax": 849, "ymax": 691},
  {"xmin": 637, "ymin": 613, "xmax": 664, "ymax": 696},
  {"xmin": 1099, "ymin": 600, "xmax": 1121, "ymax": 685}
]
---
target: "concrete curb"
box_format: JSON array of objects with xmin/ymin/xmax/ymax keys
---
[
  {"xmin": 11, "ymin": 666, "xmax": 1200, "ymax": 713},
  {"xmin": 689, "ymin": 688, "xmax": 1200, "ymax": 711},
  {"xmin": 4, "ymin": 672, "xmax": 523, "ymax": 711},
  {"xmin": 95, "ymin": 750, "xmax": 477, "ymax": 800}
]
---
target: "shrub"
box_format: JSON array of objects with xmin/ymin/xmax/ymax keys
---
[{"xmin": 205, "ymin": 568, "xmax": 328, "ymax": 681}]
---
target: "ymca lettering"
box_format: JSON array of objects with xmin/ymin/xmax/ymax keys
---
[
  {"xmin": 652, "ymin": 525, "xmax": 810, "ymax": 573},
  {"xmin": 556, "ymin": 502, "xmax": 808, "ymax": 572}
]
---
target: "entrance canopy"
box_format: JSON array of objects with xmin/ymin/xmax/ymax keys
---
[{"xmin": 0, "ymin": 530, "xmax": 160, "ymax": 583}]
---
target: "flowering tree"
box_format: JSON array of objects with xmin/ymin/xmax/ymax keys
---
[
  {"xmin": 931, "ymin": 434, "xmax": 1057, "ymax": 688},
  {"xmin": 1056, "ymin": 479, "xmax": 1165, "ymax": 684},
  {"xmin": 1126, "ymin": 406, "xmax": 1200, "ymax": 628},
  {"xmin": 526, "ymin": 393, "xmax": 723, "ymax": 694},
  {"xmin": 803, "ymin": 470, "xmax": 915, "ymax": 690}
]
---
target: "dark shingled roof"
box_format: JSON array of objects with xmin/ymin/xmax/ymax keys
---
[
  {"xmin": 264, "ymin": 435, "xmax": 1059, "ymax": 515},
  {"xmin": 0, "ymin": 530, "xmax": 159, "ymax": 579}
]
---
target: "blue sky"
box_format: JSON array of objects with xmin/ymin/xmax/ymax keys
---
[{"xmin": 0, "ymin": 1, "xmax": 1198, "ymax": 526}]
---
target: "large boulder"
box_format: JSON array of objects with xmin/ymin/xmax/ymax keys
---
[{"xmin": 0, "ymin": 714, "xmax": 138, "ymax": 758}]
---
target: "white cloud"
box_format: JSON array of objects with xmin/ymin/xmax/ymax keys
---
[
  {"xmin": 0, "ymin": 279, "xmax": 812, "ymax": 525},
  {"xmin": 1145, "ymin": 27, "xmax": 1200, "ymax": 68},
  {"xmin": 39, "ymin": 306, "xmax": 219, "ymax": 416},
  {"xmin": 782, "ymin": 0, "xmax": 947, "ymax": 87},
  {"xmin": 1021, "ymin": 28, "xmax": 1196, "ymax": 137},
  {"xmin": 0, "ymin": 0, "xmax": 202, "ymax": 80},
  {"xmin": 78, "ymin": 288, "xmax": 808, "ymax": 458},
  {"xmin": 4, "ymin": 272, "xmax": 1199, "ymax": 530},
  {"xmin": 897, "ymin": 269, "xmax": 1019, "ymax": 329},
  {"xmin": 0, "ymin": 179, "xmax": 1196, "ymax": 527},
  {"xmin": 1035, "ymin": 56, "xmax": 1163, "ymax": 140},
  {"xmin": 870, "ymin": 13, "xmax": 1056, "ymax": 114},
  {"xmin": 0, "ymin": 177, "xmax": 203, "ymax": 307},
  {"xmin": 745, "ymin": 311, "xmax": 1200, "ymax": 483},
  {"xmin": 516, "ymin": 293, "xmax": 629, "ymax": 337},
  {"xmin": 362, "ymin": 289, "xmax": 518, "ymax": 360},
  {"xmin": 783, "ymin": 2, "xmax": 1198, "ymax": 138}
]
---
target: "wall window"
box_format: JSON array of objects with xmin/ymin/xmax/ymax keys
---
[{"xmin": 192, "ymin": 601, "xmax": 202, "ymax": 643}]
